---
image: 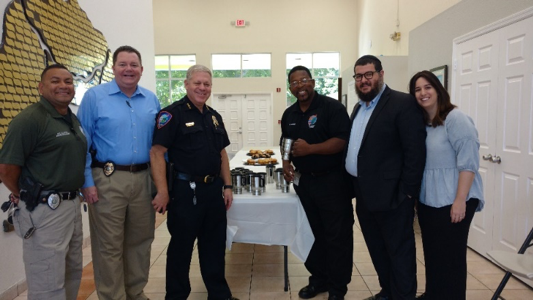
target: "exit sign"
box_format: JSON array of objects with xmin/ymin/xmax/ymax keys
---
[{"xmin": 235, "ymin": 19, "xmax": 246, "ymax": 27}]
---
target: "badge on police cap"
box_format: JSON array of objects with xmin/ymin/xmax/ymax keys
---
[{"xmin": 157, "ymin": 111, "xmax": 172, "ymax": 129}]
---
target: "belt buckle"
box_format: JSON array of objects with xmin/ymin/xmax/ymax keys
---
[
  {"xmin": 204, "ymin": 175, "xmax": 210, "ymax": 183},
  {"xmin": 103, "ymin": 161, "xmax": 115, "ymax": 177},
  {"xmin": 46, "ymin": 192, "xmax": 62, "ymax": 210}
]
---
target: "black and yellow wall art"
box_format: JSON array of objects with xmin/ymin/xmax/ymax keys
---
[{"xmin": 0, "ymin": 0, "xmax": 114, "ymax": 147}]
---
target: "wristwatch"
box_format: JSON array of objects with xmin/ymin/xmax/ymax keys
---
[{"xmin": 223, "ymin": 185, "xmax": 233, "ymax": 190}]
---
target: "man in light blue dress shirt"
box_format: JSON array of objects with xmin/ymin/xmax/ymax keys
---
[
  {"xmin": 345, "ymin": 55, "xmax": 426, "ymax": 300},
  {"xmin": 77, "ymin": 46, "xmax": 161, "ymax": 300}
]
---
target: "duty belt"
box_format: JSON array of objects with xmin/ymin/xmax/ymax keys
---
[
  {"xmin": 38, "ymin": 190, "xmax": 78, "ymax": 210},
  {"xmin": 176, "ymin": 172, "xmax": 218, "ymax": 184}
]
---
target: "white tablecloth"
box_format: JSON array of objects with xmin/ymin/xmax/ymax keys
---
[{"xmin": 226, "ymin": 147, "xmax": 315, "ymax": 262}]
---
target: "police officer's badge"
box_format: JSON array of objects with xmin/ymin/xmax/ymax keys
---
[
  {"xmin": 212, "ymin": 116, "xmax": 219, "ymax": 129},
  {"xmin": 157, "ymin": 111, "xmax": 172, "ymax": 129},
  {"xmin": 103, "ymin": 161, "xmax": 115, "ymax": 177},
  {"xmin": 47, "ymin": 193, "xmax": 61, "ymax": 210}
]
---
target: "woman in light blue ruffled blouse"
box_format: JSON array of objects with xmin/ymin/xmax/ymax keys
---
[{"xmin": 409, "ymin": 71, "xmax": 484, "ymax": 300}]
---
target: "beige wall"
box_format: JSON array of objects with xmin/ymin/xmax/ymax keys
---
[
  {"xmin": 408, "ymin": 0, "xmax": 533, "ymax": 76},
  {"xmin": 356, "ymin": 0, "xmax": 461, "ymax": 57},
  {"xmin": 153, "ymin": 0, "xmax": 359, "ymax": 144},
  {"xmin": 153, "ymin": 0, "xmax": 460, "ymax": 145}
]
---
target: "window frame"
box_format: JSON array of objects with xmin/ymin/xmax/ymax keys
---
[
  {"xmin": 285, "ymin": 52, "xmax": 340, "ymax": 106},
  {"xmin": 211, "ymin": 53, "xmax": 272, "ymax": 78},
  {"xmin": 155, "ymin": 54, "xmax": 196, "ymax": 107}
]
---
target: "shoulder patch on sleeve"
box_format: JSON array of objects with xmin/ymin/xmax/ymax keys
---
[{"xmin": 157, "ymin": 111, "xmax": 173, "ymax": 129}]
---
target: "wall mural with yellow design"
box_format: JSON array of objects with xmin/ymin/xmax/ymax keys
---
[{"xmin": 0, "ymin": 0, "xmax": 114, "ymax": 148}]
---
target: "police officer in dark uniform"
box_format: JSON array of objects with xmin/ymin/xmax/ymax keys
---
[
  {"xmin": 281, "ymin": 66, "xmax": 354, "ymax": 300},
  {"xmin": 150, "ymin": 65, "xmax": 238, "ymax": 300}
]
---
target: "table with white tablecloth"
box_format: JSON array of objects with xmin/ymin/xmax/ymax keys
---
[{"xmin": 226, "ymin": 147, "xmax": 315, "ymax": 290}]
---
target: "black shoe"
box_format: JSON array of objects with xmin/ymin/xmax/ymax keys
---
[
  {"xmin": 298, "ymin": 285, "xmax": 328, "ymax": 299},
  {"xmin": 225, "ymin": 298, "xmax": 239, "ymax": 300},
  {"xmin": 416, "ymin": 293, "xmax": 427, "ymax": 299},
  {"xmin": 328, "ymin": 295, "xmax": 344, "ymax": 300}
]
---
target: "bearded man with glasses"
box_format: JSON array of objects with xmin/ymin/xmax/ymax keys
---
[
  {"xmin": 345, "ymin": 55, "xmax": 427, "ymax": 300},
  {"xmin": 280, "ymin": 65, "xmax": 354, "ymax": 300}
]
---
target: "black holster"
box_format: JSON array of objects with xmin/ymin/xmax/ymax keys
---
[{"xmin": 19, "ymin": 177, "xmax": 43, "ymax": 212}]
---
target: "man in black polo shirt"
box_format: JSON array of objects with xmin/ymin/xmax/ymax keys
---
[
  {"xmin": 280, "ymin": 65, "xmax": 354, "ymax": 300},
  {"xmin": 150, "ymin": 64, "xmax": 238, "ymax": 300}
]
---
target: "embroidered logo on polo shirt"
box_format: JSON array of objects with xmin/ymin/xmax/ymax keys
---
[
  {"xmin": 56, "ymin": 131, "xmax": 70, "ymax": 137},
  {"xmin": 157, "ymin": 111, "xmax": 172, "ymax": 129},
  {"xmin": 308, "ymin": 115, "xmax": 317, "ymax": 128}
]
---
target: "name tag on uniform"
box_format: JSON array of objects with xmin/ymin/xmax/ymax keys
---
[{"xmin": 186, "ymin": 122, "xmax": 195, "ymax": 127}]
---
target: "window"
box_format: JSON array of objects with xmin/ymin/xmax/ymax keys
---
[
  {"xmin": 286, "ymin": 52, "xmax": 340, "ymax": 106},
  {"xmin": 212, "ymin": 53, "xmax": 271, "ymax": 78},
  {"xmin": 155, "ymin": 55, "xmax": 196, "ymax": 107}
]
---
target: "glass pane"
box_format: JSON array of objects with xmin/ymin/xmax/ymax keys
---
[
  {"xmin": 155, "ymin": 56, "xmax": 169, "ymax": 70},
  {"xmin": 286, "ymin": 81, "xmax": 297, "ymax": 107},
  {"xmin": 242, "ymin": 69, "xmax": 271, "ymax": 78},
  {"xmin": 156, "ymin": 70, "xmax": 169, "ymax": 79},
  {"xmin": 213, "ymin": 70, "xmax": 241, "ymax": 78},
  {"xmin": 170, "ymin": 70, "xmax": 188, "ymax": 79},
  {"xmin": 313, "ymin": 53, "xmax": 339, "ymax": 76},
  {"xmin": 171, "ymin": 80, "xmax": 186, "ymax": 102},
  {"xmin": 242, "ymin": 54, "xmax": 270, "ymax": 70},
  {"xmin": 314, "ymin": 67, "xmax": 338, "ymax": 78},
  {"xmin": 156, "ymin": 80, "xmax": 171, "ymax": 108},
  {"xmin": 212, "ymin": 54, "xmax": 241, "ymax": 70},
  {"xmin": 155, "ymin": 56, "xmax": 169, "ymax": 79},
  {"xmin": 170, "ymin": 55, "xmax": 196, "ymax": 70},
  {"xmin": 286, "ymin": 53, "xmax": 312, "ymax": 70},
  {"xmin": 314, "ymin": 77, "xmax": 338, "ymax": 100}
]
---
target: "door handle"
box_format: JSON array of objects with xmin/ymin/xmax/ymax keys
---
[
  {"xmin": 482, "ymin": 154, "xmax": 492, "ymax": 161},
  {"xmin": 491, "ymin": 155, "xmax": 501, "ymax": 164}
]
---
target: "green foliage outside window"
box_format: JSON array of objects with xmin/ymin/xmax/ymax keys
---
[
  {"xmin": 213, "ymin": 70, "xmax": 241, "ymax": 78},
  {"xmin": 285, "ymin": 67, "xmax": 339, "ymax": 106},
  {"xmin": 155, "ymin": 55, "xmax": 196, "ymax": 108},
  {"xmin": 243, "ymin": 69, "xmax": 271, "ymax": 77},
  {"xmin": 212, "ymin": 69, "xmax": 272, "ymax": 78}
]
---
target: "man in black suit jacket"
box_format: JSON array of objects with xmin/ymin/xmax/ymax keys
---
[{"xmin": 345, "ymin": 55, "xmax": 426, "ymax": 300}]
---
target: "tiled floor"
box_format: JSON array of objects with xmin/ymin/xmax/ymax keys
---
[{"xmin": 13, "ymin": 209, "xmax": 533, "ymax": 300}]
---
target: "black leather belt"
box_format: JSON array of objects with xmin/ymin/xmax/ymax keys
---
[
  {"xmin": 92, "ymin": 161, "xmax": 149, "ymax": 172},
  {"xmin": 34, "ymin": 190, "xmax": 78, "ymax": 210},
  {"xmin": 176, "ymin": 172, "xmax": 218, "ymax": 184},
  {"xmin": 39, "ymin": 190, "xmax": 78, "ymax": 202}
]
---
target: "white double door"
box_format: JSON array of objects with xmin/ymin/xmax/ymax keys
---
[
  {"xmin": 452, "ymin": 10, "xmax": 533, "ymax": 268},
  {"xmin": 212, "ymin": 93, "xmax": 273, "ymax": 156}
]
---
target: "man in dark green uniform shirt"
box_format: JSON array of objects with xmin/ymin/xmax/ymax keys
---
[{"xmin": 0, "ymin": 64, "xmax": 87, "ymax": 300}]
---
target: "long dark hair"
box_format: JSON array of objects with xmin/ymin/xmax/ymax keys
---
[{"xmin": 409, "ymin": 70, "xmax": 455, "ymax": 127}]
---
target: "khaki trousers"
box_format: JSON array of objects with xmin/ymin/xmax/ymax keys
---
[
  {"xmin": 89, "ymin": 168, "xmax": 155, "ymax": 300},
  {"xmin": 14, "ymin": 197, "xmax": 83, "ymax": 300}
]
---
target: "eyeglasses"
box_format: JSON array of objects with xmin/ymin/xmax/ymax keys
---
[
  {"xmin": 353, "ymin": 71, "xmax": 378, "ymax": 82},
  {"xmin": 289, "ymin": 78, "xmax": 314, "ymax": 88}
]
